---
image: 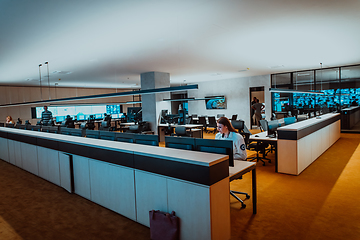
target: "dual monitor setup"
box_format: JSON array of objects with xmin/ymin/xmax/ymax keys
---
[{"xmin": 165, "ymin": 136, "xmax": 234, "ymax": 167}]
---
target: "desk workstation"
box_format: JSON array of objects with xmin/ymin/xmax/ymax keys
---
[
  {"xmin": 158, "ymin": 123, "xmax": 203, "ymax": 142},
  {"xmin": 248, "ymin": 113, "xmax": 341, "ymax": 175},
  {"xmin": 0, "ymin": 126, "xmax": 256, "ymax": 240}
]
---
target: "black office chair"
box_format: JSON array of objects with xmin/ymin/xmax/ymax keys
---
[
  {"xmin": 198, "ymin": 116, "xmax": 207, "ymax": 132},
  {"xmin": 231, "ymin": 115, "xmax": 238, "ymax": 121},
  {"xmin": 231, "ymin": 120, "xmax": 244, "ymax": 133},
  {"xmin": 207, "ymin": 116, "xmax": 217, "ymax": 134},
  {"xmin": 246, "ymin": 136, "xmax": 271, "ymax": 166},
  {"xmin": 217, "ymin": 114, "xmax": 225, "ymax": 118},
  {"xmin": 172, "ymin": 126, "xmax": 190, "ymax": 137}
]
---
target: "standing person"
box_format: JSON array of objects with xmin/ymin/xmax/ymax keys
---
[
  {"xmin": 6, "ymin": 115, "xmax": 14, "ymax": 124},
  {"xmin": 215, "ymin": 117, "xmax": 247, "ymax": 161},
  {"xmin": 41, "ymin": 106, "xmax": 53, "ymax": 126},
  {"xmin": 250, "ymin": 97, "xmax": 257, "ymax": 127},
  {"xmin": 252, "ymin": 99, "xmax": 264, "ymax": 127}
]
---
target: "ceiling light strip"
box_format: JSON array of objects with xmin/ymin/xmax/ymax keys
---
[{"xmin": 0, "ymin": 84, "xmax": 198, "ymax": 108}]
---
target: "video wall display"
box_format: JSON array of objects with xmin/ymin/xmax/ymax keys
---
[
  {"xmin": 205, "ymin": 96, "xmax": 226, "ymax": 109},
  {"xmin": 272, "ymin": 87, "xmax": 360, "ymax": 113},
  {"xmin": 35, "ymin": 104, "xmax": 123, "ymax": 122}
]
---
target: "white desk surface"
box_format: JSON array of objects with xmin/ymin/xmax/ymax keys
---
[
  {"xmin": 278, "ymin": 113, "xmax": 340, "ymax": 131},
  {"xmin": 249, "ymin": 131, "xmax": 277, "ymax": 141},
  {"xmin": 0, "ymin": 127, "xmax": 226, "ymax": 167},
  {"xmin": 342, "ymin": 106, "xmax": 360, "ymax": 111},
  {"xmin": 229, "ymin": 161, "xmax": 256, "ymax": 179}
]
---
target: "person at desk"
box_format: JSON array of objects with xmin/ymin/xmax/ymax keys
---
[
  {"xmin": 6, "ymin": 115, "xmax": 14, "ymax": 124},
  {"xmin": 41, "ymin": 105, "xmax": 53, "ymax": 126},
  {"xmin": 215, "ymin": 117, "xmax": 247, "ymax": 161}
]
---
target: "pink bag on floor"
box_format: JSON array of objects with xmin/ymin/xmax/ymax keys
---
[{"xmin": 149, "ymin": 210, "xmax": 179, "ymax": 240}]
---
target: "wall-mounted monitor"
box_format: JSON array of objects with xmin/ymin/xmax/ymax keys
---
[{"xmin": 205, "ymin": 96, "xmax": 226, "ymax": 109}]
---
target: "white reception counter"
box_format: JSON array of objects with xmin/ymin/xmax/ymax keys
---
[{"xmin": 277, "ymin": 113, "xmax": 341, "ymax": 175}]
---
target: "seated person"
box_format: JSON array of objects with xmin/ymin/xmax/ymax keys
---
[
  {"xmin": 6, "ymin": 115, "xmax": 14, "ymax": 124},
  {"xmin": 215, "ymin": 117, "xmax": 247, "ymax": 161}
]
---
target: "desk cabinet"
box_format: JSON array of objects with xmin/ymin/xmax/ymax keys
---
[{"xmin": 278, "ymin": 113, "xmax": 340, "ymax": 175}]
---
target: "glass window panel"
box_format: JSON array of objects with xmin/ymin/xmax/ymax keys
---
[{"xmin": 271, "ymin": 73, "xmax": 291, "ymax": 88}]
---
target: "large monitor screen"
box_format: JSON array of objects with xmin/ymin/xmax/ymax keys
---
[
  {"xmin": 35, "ymin": 104, "xmax": 122, "ymax": 119},
  {"xmin": 205, "ymin": 96, "xmax": 226, "ymax": 109}
]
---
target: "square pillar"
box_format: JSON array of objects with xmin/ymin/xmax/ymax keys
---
[{"xmin": 141, "ymin": 72, "xmax": 171, "ymax": 134}]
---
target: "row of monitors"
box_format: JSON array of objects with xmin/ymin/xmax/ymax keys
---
[
  {"xmin": 34, "ymin": 104, "xmax": 123, "ymax": 119},
  {"xmin": 55, "ymin": 113, "xmax": 125, "ymax": 123},
  {"xmin": 165, "ymin": 136, "xmax": 234, "ymax": 167}
]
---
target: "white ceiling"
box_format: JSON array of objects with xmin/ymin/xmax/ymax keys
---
[{"xmin": 1, "ymin": 0, "xmax": 360, "ymax": 89}]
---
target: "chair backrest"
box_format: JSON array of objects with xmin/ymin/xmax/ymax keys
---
[
  {"xmin": 165, "ymin": 136, "xmax": 196, "ymax": 150},
  {"xmin": 175, "ymin": 126, "xmax": 187, "ymax": 136},
  {"xmin": 208, "ymin": 116, "xmax": 217, "ymax": 126},
  {"xmin": 259, "ymin": 120, "xmax": 268, "ymax": 132},
  {"xmin": 217, "ymin": 114, "xmax": 225, "ymax": 118},
  {"xmin": 231, "ymin": 114, "xmax": 237, "ymax": 120},
  {"xmin": 198, "ymin": 116, "xmax": 207, "ymax": 125},
  {"xmin": 231, "ymin": 120, "xmax": 244, "ymax": 132}
]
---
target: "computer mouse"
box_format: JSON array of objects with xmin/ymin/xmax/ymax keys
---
[{"xmin": 255, "ymin": 135, "xmax": 259, "ymax": 137}]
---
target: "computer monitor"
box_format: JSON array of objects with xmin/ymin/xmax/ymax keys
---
[
  {"xmin": 85, "ymin": 129, "xmax": 100, "ymax": 139},
  {"xmin": 77, "ymin": 115, "xmax": 85, "ymax": 121},
  {"xmin": 165, "ymin": 136, "xmax": 196, "ymax": 150},
  {"xmin": 95, "ymin": 114, "xmax": 103, "ymax": 119},
  {"xmin": 134, "ymin": 134, "xmax": 159, "ymax": 146},
  {"xmin": 99, "ymin": 130, "xmax": 116, "ymax": 141},
  {"xmin": 284, "ymin": 116, "xmax": 296, "ymax": 125},
  {"xmin": 195, "ymin": 138, "xmax": 234, "ymax": 167},
  {"xmin": 112, "ymin": 113, "xmax": 119, "ymax": 119},
  {"xmin": 56, "ymin": 116, "xmax": 66, "ymax": 123}
]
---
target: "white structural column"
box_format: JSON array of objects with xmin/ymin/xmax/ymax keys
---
[{"xmin": 140, "ymin": 72, "xmax": 171, "ymax": 134}]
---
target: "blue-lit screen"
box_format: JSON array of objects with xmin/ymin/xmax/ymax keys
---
[
  {"xmin": 205, "ymin": 97, "xmax": 226, "ymax": 109},
  {"xmin": 35, "ymin": 104, "xmax": 122, "ymax": 119}
]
